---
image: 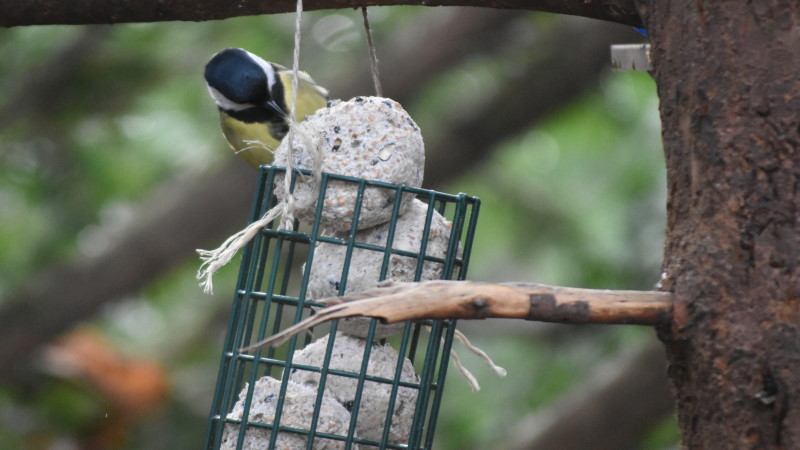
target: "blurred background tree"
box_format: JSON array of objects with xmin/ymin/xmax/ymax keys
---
[{"xmin": 0, "ymin": 8, "xmax": 675, "ymax": 449}]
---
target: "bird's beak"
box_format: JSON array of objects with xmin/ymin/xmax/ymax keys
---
[{"xmin": 266, "ymin": 100, "xmax": 286, "ymax": 118}]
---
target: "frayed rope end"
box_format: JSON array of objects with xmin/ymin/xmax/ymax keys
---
[
  {"xmin": 195, "ymin": 206, "xmax": 283, "ymax": 295},
  {"xmin": 454, "ymin": 329, "xmax": 507, "ymax": 378}
]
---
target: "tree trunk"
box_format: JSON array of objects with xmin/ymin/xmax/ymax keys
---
[{"xmin": 643, "ymin": 0, "xmax": 800, "ymax": 446}]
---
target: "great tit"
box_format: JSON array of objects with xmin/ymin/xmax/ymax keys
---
[{"xmin": 204, "ymin": 48, "xmax": 329, "ymax": 167}]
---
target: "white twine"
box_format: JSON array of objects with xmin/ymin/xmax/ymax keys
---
[
  {"xmin": 196, "ymin": 207, "xmax": 284, "ymax": 294},
  {"xmin": 431, "ymin": 327, "xmax": 507, "ymax": 392},
  {"xmin": 453, "ymin": 328, "xmax": 508, "ymax": 378},
  {"xmin": 449, "ymin": 347, "xmax": 481, "ymax": 392},
  {"xmin": 361, "ymin": 7, "xmax": 382, "ymax": 97},
  {"xmin": 281, "ymin": 0, "xmax": 304, "ymax": 231},
  {"xmin": 196, "ymin": 0, "xmax": 307, "ymax": 294}
]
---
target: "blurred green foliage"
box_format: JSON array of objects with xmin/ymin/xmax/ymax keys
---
[{"xmin": 0, "ymin": 8, "xmax": 677, "ymax": 449}]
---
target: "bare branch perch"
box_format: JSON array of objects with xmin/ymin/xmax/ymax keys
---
[
  {"xmin": 1, "ymin": 0, "xmax": 641, "ymax": 28},
  {"xmin": 242, "ymin": 281, "xmax": 673, "ymax": 350}
]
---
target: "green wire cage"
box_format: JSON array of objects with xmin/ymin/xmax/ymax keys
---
[{"xmin": 205, "ymin": 165, "xmax": 480, "ymax": 449}]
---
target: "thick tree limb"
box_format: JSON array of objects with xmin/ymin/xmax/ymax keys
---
[
  {"xmin": 242, "ymin": 281, "xmax": 674, "ymax": 350},
  {"xmin": 1, "ymin": 0, "xmax": 640, "ymax": 28}
]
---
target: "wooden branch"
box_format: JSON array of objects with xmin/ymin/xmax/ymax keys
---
[
  {"xmin": 1, "ymin": 0, "xmax": 641, "ymax": 28},
  {"xmin": 242, "ymin": 281, "xmax": 673, "ymax": 350}
]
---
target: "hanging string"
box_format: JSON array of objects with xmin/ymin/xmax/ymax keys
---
[
  {"xmin": 290, "ymin": 1, "xmax": 303, "ymax": 121},
  {"xmin": 429, "ymin": 326, "xmax": 507, "ymax": 392},
  {"xmin": 448, "ymin": 347, "xmax": 480, "ymax": 392},
  {"xmin": 453, "ymin": 329, "xmax": 508, "ymax": 378},
  {"xmin": 198, "ymin": 2, "xmax": 383, "ymax": 294},
  {"xmin": 197, "ymin": 0, "xmax": 306, "ymax": 293},
  {"xmin": 280, "ymin": 0, "xmax": 305, "ymax": 230},
  {"xmin": 361, "ymin": 7, "xmax": 383, "ymax": 97},
  {"xmin": 197, "ymin": 208, "xmax": 283, "ymax": 294}
]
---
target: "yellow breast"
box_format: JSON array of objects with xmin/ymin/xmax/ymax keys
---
[
  {"xmin": 219, "ymin": 112, "xmax": 280, "ymax": 167},
  {"xmin": 277, "ymin": 70, "xmax": 329, "ymax": 123},
  {"xmin": 219, "ymin": 71, "xmax": 327, "ymax": 168}
]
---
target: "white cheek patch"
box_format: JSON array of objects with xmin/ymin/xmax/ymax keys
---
[{"xmin": 207, "ymin": 85, "xmax": 254, "ymax": 111}]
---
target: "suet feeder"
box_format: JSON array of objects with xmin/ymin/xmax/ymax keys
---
[{"xmin": 204, "ymin": 165, "xmax": 480, "ymax": 449}]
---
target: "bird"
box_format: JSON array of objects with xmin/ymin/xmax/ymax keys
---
[{"xmin": 204, "ymin": 48, "xmax": 329, "ymax": 167}]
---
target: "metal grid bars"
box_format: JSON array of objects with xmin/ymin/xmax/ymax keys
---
[{"xmin": 205, "ymin": 166, "xmax": 480, "ymax": 449}]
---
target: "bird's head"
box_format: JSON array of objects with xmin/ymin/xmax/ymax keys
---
[{"xmin": 204, "ymin": 48, "xmax": 285, "ymax": 119}]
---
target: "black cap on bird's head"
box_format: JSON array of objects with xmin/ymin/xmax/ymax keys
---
[{"xmin": 204, "ymin": 48, "xmax": 285, "ymax": 119}]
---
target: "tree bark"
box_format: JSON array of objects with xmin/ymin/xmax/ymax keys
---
[
  {"xmin": 642, "ymin": 0, "xmax": 800, "ymax": 446},
  {"xmin": 0, "ymin": 0, "xmax": 640, "ymax": 27}
]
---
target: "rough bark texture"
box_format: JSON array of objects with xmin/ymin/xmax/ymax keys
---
[{"xmin": 642, "ymin": 0, "xmax": 800, "ymax": 446}]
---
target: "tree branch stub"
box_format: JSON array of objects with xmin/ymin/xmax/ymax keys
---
[{"xmin": 242, "ymin": 281, "xmax": 674, "ymax": 350}]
